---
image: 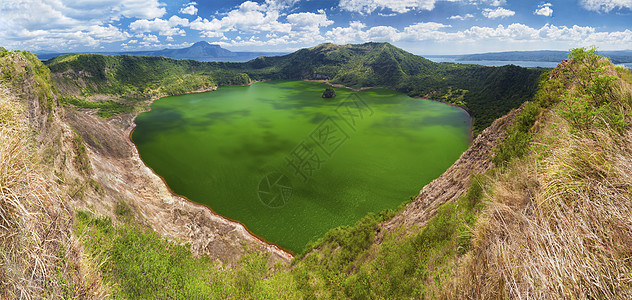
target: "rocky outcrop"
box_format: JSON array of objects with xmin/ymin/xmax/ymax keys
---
[{"xmin": 379, "ymin": 104, "xmax": 524, "ymax": 236}]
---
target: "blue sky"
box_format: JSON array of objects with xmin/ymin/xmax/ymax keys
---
[{"xmin": 1, "ymin": 0, "xmax": 631, "ymax": 55}]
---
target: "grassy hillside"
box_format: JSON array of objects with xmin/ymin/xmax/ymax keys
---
[
  {"xmin": 54, "ymin": 48, "xmax": 632, "ymax": 299},
  {"xmin": 454, "ymin": 47, "xmax": 632, "ymax": 298},
  {"xmin": 46, "ymin": 42, "xmax": 544, "ymax": 134},
  {"xmin": 47, "ymin": 54, "xmax": 251, "ymax": 99},
  {"xmin": 9, "ymin": 45, "xmax": 628, "ymax": 298},
  {"xmin": 0, "ymin": 49, "xmax": 105, "ymax": 298}
]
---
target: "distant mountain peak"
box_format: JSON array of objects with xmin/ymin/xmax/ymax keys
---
[{"xmin": 190, "ymin": 41, "xmax": 221, "ymax": 48}]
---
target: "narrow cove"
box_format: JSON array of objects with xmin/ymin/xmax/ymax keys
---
[{"xmin": 131, "ymin": 80, "xmax": 471, "ymax": 253}]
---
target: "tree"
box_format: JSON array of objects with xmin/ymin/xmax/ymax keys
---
[{"xmin": 322, "ymin": 87, "xmax": 336, "ymax": 98}]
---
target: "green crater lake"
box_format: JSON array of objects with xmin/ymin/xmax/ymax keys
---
[{"xmin": 132, "ymin": 81, "xmax": 471, "ymax": 253}]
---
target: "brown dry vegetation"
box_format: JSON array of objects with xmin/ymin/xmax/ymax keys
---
[
  {"xmin": 450, "ymin": 52, "xmax": 632, "ymax": 299},
  {"xmin": 0, "ymin": 81, "xmax": 106, "ymax": 298}
]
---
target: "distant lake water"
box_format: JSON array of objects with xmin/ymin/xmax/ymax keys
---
[
  {"xmin": 132, "ymin": 81, "xmax": 471, "ymax": 253},
  {"xmin": 427, "ymin": 57, "xmax": 632, "ymax": 69},
  {"xmin": 427, "ymin": 57, "xmax": 560, "ymax": 68}
]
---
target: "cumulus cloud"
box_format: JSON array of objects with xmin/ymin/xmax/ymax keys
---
[
  {"xmin": 187, "ymin": 0, "xmax": 331, "ymax": 44},
  {"xmin": 339, "ymin": 0, "xmax": 459, "ymax": 14},
  {"xmin": 0, "ymin": 0, "xmax": 165, "ymax": 50},
  {"xmin": 188, "ymin": 1, "xmax": 291, "ymax": 36},
  {"xmin": 482, "ymin": 7, "xmax": 515, "ymax": 19},
  {"xmin": 129, "ymin": 16, "xmax": 189, "ymax": 36},
  {"xmin": 449, "ymin": 13, "xmax": 474, "ymax": 20},
  {"xmin": 320, "ymin": 20, "xmax": 632, "ymax": 50},
  {"xmin": 325, "ymin": 21, "xmax": 368, "ymax": 44},
  {"xmin": 117, "ymin": 0, "xmax": 166, "ymax": 19},
  {"xmin": 139, "ymin": 33, "xmax": 160, "ymax": 44},
  {"xmin": 325, "ymin": 21, "xmax": 453, "ymax": 43},
  {"xmin": 486, "ymin": 0, "xmax": 506, "ymax": 6},
  {"xmin": 180, "ymin": 2, "xmax": 198, "ymax": 15},
  {"xmin": 534, "ymin": 3, "xmax": 553, "ymax": 16},
  {"xmin": 580, "ymin": 0, "xmax": 632, "ymax": 12},
  {"xmin": 286, "ymin": 11, "xmax": 334, "ymax": 32}
]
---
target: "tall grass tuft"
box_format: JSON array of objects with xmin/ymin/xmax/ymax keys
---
[
  {"xmin": 452, "ymin": 49, "xmax": 632, "ymax": 298},
  {"xmin": 0, "ymin": 81, "xmax": 104, "ymax": 298}
]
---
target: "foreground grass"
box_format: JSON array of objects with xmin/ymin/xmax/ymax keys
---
[
  {"xmin": 0, "ymin": 49, "xmax": 105, "ymax": 299},
  {"xmin": 452, "ymin": 48, "xmax": 632, "ymax": 298},
  {"xmin": 76, "ymin": 185, "xmax": 487, "ymax": 299},
  {"xmin": 75, "ymin": 207, "xmax": 303, "ymax": 299}
]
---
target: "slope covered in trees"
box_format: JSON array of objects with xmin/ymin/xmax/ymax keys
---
[{"xmin": 46, "ymin": 42, "xmax": 545, "ymax": 134}]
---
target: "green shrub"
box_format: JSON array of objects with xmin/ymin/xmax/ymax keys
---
[
  {"xmin": 492, "ymin": 101, "xmax": 541, "ymax": 166},
  {"xmin": 61, "ymin": 97, "xmax": 133, "ymax": 118},
  {"xmin": 554, "ymin": 47, "xmax": 628, "ymax": 133}
]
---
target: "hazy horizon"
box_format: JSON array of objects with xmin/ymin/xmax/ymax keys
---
[
  {"xmin": 2, "ymin": 0, "xmax": 632, "ymax": 55},
  {"xmin": 19, "ymin": 40, "xmax": 632, "ymax": 55}
]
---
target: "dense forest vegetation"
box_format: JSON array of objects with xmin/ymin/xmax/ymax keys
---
[{"xmin": 46, "ymin": 42, "xmax": 545, "ymax": 134}]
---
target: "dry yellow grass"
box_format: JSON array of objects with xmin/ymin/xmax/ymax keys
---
[
  {"xmin": 0, "ymin": 82, "xmax": 106, "ymax": 299},
  {"xmin": 450, "ymin": 60, "xmax": 632, "ymax": 299}
]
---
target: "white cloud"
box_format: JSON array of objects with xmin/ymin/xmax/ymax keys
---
[
  {"xmin": 286, "ymin": 12, "xmax": 334, "ymax": 32},
  {"xmin": 534, "ymin": 3, "xmax": 553, "ymax": 16},
  {"xmin": 129, "ymin": 16, "xmax": 189, "ymax": 36},
  {"xmin": 117, "ymin": 0, "xmax": 166, "ymax": 19},
  {"xmin": 265, "ymin": 0, "xmax": 301, "ymax": 11},
  {"xmin": 6, "ymin": 24, "xmax": 130, "ymax": 49},
  {"xmin": 187, "ymin": 1, "xmax": 291, "ymax": 36},
  {"xmin": 324, "ymin": 21, "xmax": 453, "ymax": 43},
  {"xmin": 325, "ymin": 21, "xmax": 367, "ymax": 44},
  {"xmin": 320, "ymin": 20, "xmax": 632, "ymax": 51},
  {"xmin": 189, "ymin": 17, "xmax": 224, "ymax": 37},
  {"xmin": 482, "ymin": 7, "xmax": 515, "ymax": 19},
  {"xmin": 187, "ymin": 0, "xmax": 330, "ymax": 45},
  {"xmin": 487, "ymin": 0, "xmax": 506, "ymax": 6},
  {"xmin": 339, "ymin": 0, "xmax": 458, "ymax": 14},
  {"xmin": 180, "ymin": 2, "xmax": 198, "ymax": 15},
  {"xmin": 580, "ymin": 0, "xmax": 632, "ymax": 12},
  {"xmin": 365, "ymin": 25, "xmax": 400, "ymax": 41},
  {"xmin": 401, "ymin": 22, "xmax": 453, "ymax": 40},
  {"xmin": 0, "ymin": 0, "xmax": 165, "ymax": 50},
  {"xmin": 449, "ymin": 13, "xmax": 474, "ymax": 20},
  {"xmin": 140, "ymin": 34, "xmax": 159, "ymax": 44}
]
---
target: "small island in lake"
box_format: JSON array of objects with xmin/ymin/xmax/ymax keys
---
[{"xmin": 322, "ymin": 87, "xmax": 336, "ymax": 98}]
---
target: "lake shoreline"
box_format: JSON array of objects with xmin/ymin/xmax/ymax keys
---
[
  {"xmin": 127, "ymin": 79, "xmax": 473, "ymax": 256},
  {"xmin": 128, "ymin": 85, "xmax": 296, "ymax": 260}
]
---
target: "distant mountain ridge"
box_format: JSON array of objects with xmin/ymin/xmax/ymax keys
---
[
  {"xmin": 35, "ymin": 41, "xmax": 287, "ymax": 62},
  {"xmin": 451, "ymin": 50, "xmax": 632, "ymax": 64}
]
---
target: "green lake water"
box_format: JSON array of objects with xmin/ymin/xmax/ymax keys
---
[{"xmin": 132, "ymin": 81, "xmax": 471, "ymax": 253}]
